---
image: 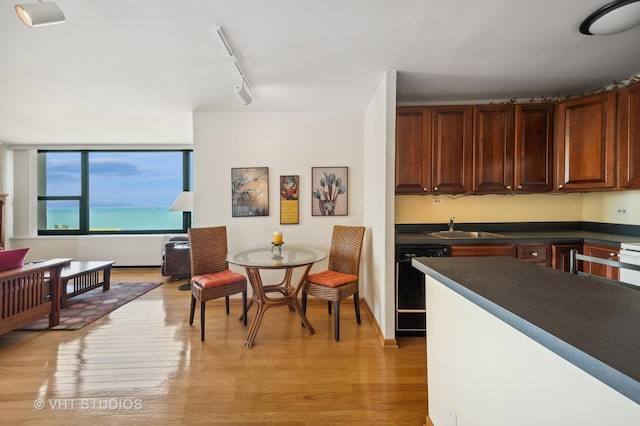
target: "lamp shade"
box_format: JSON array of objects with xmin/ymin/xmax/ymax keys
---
[
  {"xmin": 169, "ymin": 191, "xmax": 193, "ymax": 212},
  {"xmin": 580, "ymin": 0, "xmax": 640, "ymax": 35},
  {"xmin": 15, "ymin": 2, "xmax": 65, "ymax": 28}
]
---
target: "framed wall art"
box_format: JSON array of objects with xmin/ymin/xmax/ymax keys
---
[
  {"xmin": 279, "ymin": 175, "xmax": 299, "ymax": 224},
  {"xmin": 231, "ymin": 167, "xmax": 269, "ymax": 217},
  {"xmin": 311, "ymin": 167, "xmax": 348, "ymax": 216}
]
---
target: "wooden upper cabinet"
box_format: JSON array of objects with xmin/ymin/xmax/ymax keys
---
[
  {"xmin": 618, "ymin": 82, "xmax": 640, "ymax": 189},
  {"xmin": 473, "ymin": 103, "xmax": 553, "ymax": 194},
  {"xmin": 555, "ymin": 91, "xmax": 617, "ymax": 191},
  {"xmin": 514, "ymin": 104, "xmax": 554, "ymax": 192},
  {"xmin": 432, "ymin": 105, "xmax": 473, "ymax": 193},
  {"xmin": 473, "ymin": 104, "xmax": 515, "ymax": 193},
  {"xmin": 395, "ymin": 107, "xmax": 432, "ymax": 194}
]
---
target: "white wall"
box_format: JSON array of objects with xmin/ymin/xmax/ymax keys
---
[
  {"xmin": 425, "ymin": 276, "xmax": 640, "ymax": 426},
  {"xmin": 192, "ymin": 111, "xmax": 378, "ymax": 329},
  {"xmin": 363, "ymin": 71, "xmax": 397, "ymax": 341},
  {"xmin": 583, "ymin": 191, "xmax": 640, "ymax": 224}
]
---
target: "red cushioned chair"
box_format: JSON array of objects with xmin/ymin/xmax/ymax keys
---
[
  {"xmin": 301, "ymin": 225, "xmax": 365, "ymax": 341},
  {"xmin": 188, "ymin": 226, "xmax": 247, "ymax": 341}
]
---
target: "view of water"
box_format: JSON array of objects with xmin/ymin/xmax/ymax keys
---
[{"xmin": 46, "ymin": 207, "xmax": 184, "ymax": 231}]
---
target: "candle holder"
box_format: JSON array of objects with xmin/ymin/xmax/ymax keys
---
[{"xmin": 271, "ymin": 242, "xmax": 284, "ymax": 258}]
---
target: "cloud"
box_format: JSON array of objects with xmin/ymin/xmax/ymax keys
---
[{"xmin": 89, "ymin": 158, "xmax": 142, "ymax": 176}]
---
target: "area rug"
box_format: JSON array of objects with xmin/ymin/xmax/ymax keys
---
[{"xmin": 18, "ymin": 282, "xmax": 162, "ymax": 331}]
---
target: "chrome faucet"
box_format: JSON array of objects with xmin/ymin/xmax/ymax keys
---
[{"xmin": 448, "ymin": 216, "xmax": 455, "ymax": 232}]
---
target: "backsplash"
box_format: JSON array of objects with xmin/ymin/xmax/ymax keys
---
[{"xmin": 395, "ymin": 191, "xmax": 640, "ymax": 225}]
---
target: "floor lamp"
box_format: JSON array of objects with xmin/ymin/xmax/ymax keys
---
[{"xmin": 170, "ymin": 191, "xmax": 193, "ymax": 291}]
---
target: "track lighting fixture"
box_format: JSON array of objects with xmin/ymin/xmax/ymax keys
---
[
  {"xmin": 580, "ymin": 0, "xmax": 640, "ymax": 35},
  {"xmin": 15, "ymin": 1, "xmax": 65, "ymax": 28},
  {"xmin": 215, "ymin": 26, "xmax": 256, "ymax": 106}
]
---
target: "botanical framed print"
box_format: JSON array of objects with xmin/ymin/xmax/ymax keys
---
[
  {"xmin": 311, "ymin": 167, "xmax": 348, "ymax": 216},
  {"xmin": 279, "ymin": 175, "xmax": 299, "ymax": 224},
  {"xmin": 231, "ymin": 167, "xmax": 269, "ymax": 217}
]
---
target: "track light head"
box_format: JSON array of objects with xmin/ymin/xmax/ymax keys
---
[
  {"xmin": 235, "ymin": 79, "xmax": 253, "ymax": 106},
  {"xmin": 15, "ymin": 2, "xmax": 65, "ymax": 28}
]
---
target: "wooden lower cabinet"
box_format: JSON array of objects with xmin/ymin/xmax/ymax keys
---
[
  {"xmin": 449, "ymin": 244, "xmax": 516, "ymax": 257},
  {"xmin": 552, "ymin": 243, "xmax": 583, "ymax": 272},
  {"xmin": 517, "ymin": 244, "xmax": 551, "ymax": 267},
  {"xmin": 582, "ymin": 243, "xmax": 620, "ymax": 280}
]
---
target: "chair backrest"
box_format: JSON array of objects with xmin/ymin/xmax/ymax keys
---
[
  {"xmin": 188, "ymin": 226, "xmax": 229, "ymax": 276},
  {"xmin": 328, "ymin": 225, "xmax": 365, "ymax": 276},
  {"xmin": 569, "ymin": 249, "xmax": 640, "ymax": 291}
]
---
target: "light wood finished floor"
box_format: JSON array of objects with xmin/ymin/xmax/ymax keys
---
[{"xmin": 0, "ymin": 268, "xmax": 427, "ymax": 425}]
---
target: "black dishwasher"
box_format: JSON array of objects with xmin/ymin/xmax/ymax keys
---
[{"xmin": 396, "ymin": 244, "xmax": 448, "ymax": 336}]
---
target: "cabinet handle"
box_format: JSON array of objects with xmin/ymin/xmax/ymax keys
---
[
  {"xmin": 423, "ymin": 187, "xmax": 428, "ymax": 192},
  {"xmin": 558, "ymin": 184, "xmax": 564, "ymax": 189},
  {"xmin": 609, "ymin": 253, "xmax": 617, "ymax": 258},
  {"xmin": 516, "ymin": 185, "xmax": 522, "ymax": 189},
  {"xmin": 506, "ymin": 185, "xmax": 512, "ymax": 190},
  {"xmin": 530, "ymin": 252, "xmax": 538, "ymax": 257},
  {"xmin": 433, "ymin": 186, "xmax": 438, "ymax": 191}
]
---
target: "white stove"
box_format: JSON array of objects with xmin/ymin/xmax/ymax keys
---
[{"xmin": 619, "ymin": 243, "xmax": 640, "ymax": 287}]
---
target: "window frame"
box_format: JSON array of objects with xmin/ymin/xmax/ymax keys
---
[{"xmin": 37, "ymin": 149, "xmax": 193, "ymax": 235}]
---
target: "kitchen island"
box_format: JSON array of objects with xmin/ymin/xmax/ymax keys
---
[{"xmin": 413, "ymin": 256, "xmax": 639, "ymax": 426}]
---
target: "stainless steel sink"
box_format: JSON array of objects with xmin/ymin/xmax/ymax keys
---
[{"xmin": 425, "ymin": 230, "xmax": 506, "ymax": 239}]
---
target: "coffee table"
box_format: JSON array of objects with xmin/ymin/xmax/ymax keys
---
[{"xmin": 60, "ymin": 261, "xmax": 115, "ymax": 307}]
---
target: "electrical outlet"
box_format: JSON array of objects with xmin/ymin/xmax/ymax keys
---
[
  {"xmin": 433, "ymin": 198, "xmax": 443, "ymax": 205},
  {"xmin": 616, "ymin": 208, "xmax": 630, "ymax": 215}
]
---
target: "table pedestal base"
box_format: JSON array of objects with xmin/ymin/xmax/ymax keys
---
[{"xmin": 243, "ymin": 264, "xmax": 315, "ymax": 348}]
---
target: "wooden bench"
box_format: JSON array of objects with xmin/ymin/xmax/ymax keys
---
[
  {"xmin": 60, "ymin": 261, "xmax": 115, "ymax": 307},
  {"xmin": 0, "ymin": 258, "xmax": 72, "ymax": 336}
]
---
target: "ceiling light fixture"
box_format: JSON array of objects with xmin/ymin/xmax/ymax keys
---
[
  {"xmin": 214, "ymin": 26, "xmax": 255, "ymax": 105},
  {"xmin": 15, "ymin": 1, "xmax": 65, "ymax": 28},
  {"xmin": 580, "ymin": 0, "xmax": 640, "ymax": 35}
]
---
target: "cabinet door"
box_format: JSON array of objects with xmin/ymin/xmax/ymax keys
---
[
  {"xmin": 514, "ymin": 104, "xmax": 554, "ymax": 192},
  {"xmin": 473, "ymin": 105, "xmax": 515, "ymax": 193},
  {"xmin": 449, "ymin": 244, "xmax": 516, "ymax": 257},
  {"xmin": 552, "ymin": 243, "xmax": 583, "ymax": 272},
  {"xmin": 432, "ymin": 106, "xmax": 473, "ymax": 193},
  {"xmin": 555, "ymin": 92, "xmax": 617, "ymax": 191},
  {"xmin": 517, "ymin": 244, "xmax": 551, "ymax": 267},
  {"xmin": 583, "ymin": 243, "xmax": 620, "ymax": 280},
  {"xmin": 619, "ymin": 83, "xmax": 640, "ymax": 189},
  {"xmin": 396, "ymin": 107, "xmax": 432, "ymax": 194}
]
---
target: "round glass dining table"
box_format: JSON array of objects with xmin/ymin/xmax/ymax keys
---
[{"xmin": 226, "ymin": 245, "xmax": 327, "ymax": 348}]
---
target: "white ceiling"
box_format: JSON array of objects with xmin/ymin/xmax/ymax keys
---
[{"xmin": 1, "ymin": 0, "xmax": 639, "ymax": 145}]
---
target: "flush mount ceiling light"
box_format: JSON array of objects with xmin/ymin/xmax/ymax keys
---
[
  {"xmin": 215, "ymin": 26, "xmax": 255, "ymax": 106},
  {"xmin": 580, "ymin": 0, "xmax": 640, "ymax": 35},
  {"xmin": 15, "ymin": 1, "xmax": 65, "ymax": 28}
]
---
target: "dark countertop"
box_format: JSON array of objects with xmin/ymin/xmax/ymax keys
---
[
  {"xmin": 413, "ymin": 256, "xmax": 640, "ymax": 404},
  {"xmin": 396, "ymin": 230, "xmax": 640, "ymax": 246},
  {"xmin": 396, "ymin": 222, "xmax": 640, "ymax": 246}
]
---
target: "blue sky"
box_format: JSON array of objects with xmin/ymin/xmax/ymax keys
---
[{"xmin": 45, "ymin": 152, "xmax": 188, "ymax": 207}]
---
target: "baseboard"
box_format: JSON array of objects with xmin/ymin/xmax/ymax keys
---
[{"xmin": 361, "ymin": 298, "xmax": 398, "ymax": 349}]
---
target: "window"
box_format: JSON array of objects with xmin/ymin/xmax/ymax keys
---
[{"xmin": 38, "ymin": 150, "xmax": 192, "ymax": 234}]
